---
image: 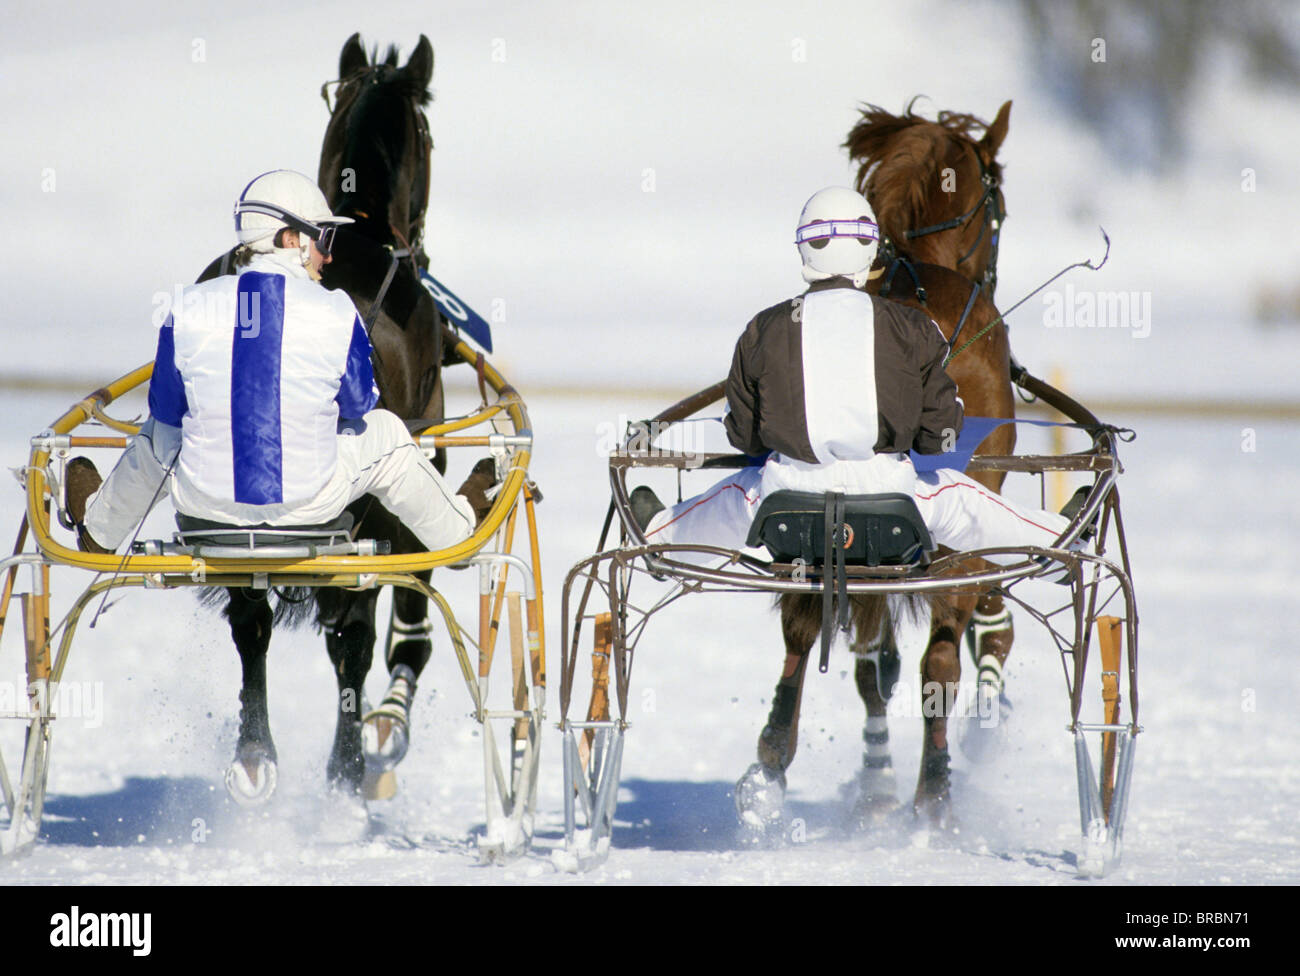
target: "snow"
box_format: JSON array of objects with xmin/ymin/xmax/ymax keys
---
[
  {"xmin": 2, "ymin": 385, "xmax": 1298, "ymax": 885},
  {"xmin": 2, "ymin": 0, "xmax": 1298, "ymax": 885}
]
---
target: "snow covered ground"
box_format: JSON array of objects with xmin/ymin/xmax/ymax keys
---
[{"xmin": 1, "ymin": 380, "xmax": 1296, "ymax": 885}]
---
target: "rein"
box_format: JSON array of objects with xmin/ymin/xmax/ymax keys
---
[{"xmin": 944, "ymin": 228, "xmax": 1111, "ymax": 368}]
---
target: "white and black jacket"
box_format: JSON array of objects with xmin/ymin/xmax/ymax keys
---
[{"xmin": 723, "ymin": 277, "xmax": 963, "ymax": 462}]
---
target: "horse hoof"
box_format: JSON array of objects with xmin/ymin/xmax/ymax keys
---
[
  {"xmin": 851, "ymin": 765, "xmax": 900, "ymax": 827},
  {"xmin": 735, "ymin": 762, "xmax": 786, "ymax": 841},
  {"xmin": 361, "ymin": 714, "xmax": 409, "ymax": 769},
  {"xmin": 317, "ymin": 786, "xmax": 371, "ymax": 844},
  {"xmin": 226, "ymin": 749, "xmax": 278, "ymax": 807},
  {"xmin": 913, "ymin": 746, "xmax": 958, "ymax": 830},
  {"xmin": 362, "ymin": 665, "xmax": 414, "ymax": 770},
  {"xmin": 959, "ymin": 674, "xmax": 1012, "ymax": 763},
  {"xmin": 362, "ymin": 768, "xmax": 398, "ymax": 802}
]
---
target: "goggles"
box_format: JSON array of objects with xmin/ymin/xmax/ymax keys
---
[
  {"xmin": 795, "ymin": 218, "xmax": 879, "ymax": 250},
  {"xmin": 235, "ymin": 200, "xmax": 341, "ymax": 256}
]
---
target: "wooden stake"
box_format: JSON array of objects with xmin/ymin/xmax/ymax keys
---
[
  {"xmin": 507, "ymin": 592, "xmax": 528, "ymax": 741},
  {"xmin": 579, "ymin": 613, "xmax": 613, "ymax": 772},
  {"xmin": 1096, "ymin": 615, "xmax": 1123, "ymax": 819},
  {"xmin": 1050, "ymin": 366, "xmax": 1069, "ymax": 511}
]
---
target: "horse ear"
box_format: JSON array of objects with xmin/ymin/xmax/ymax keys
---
[
  {"xmin": 981, "ymin": 100, "xmax": 1011, "ymax": 157},
  {"xmin": 340, "ymin": 33, "xmax": 366, "ymax": 78},
  {"xmin": 406, "ymin": 35, "xmax": 434, "ymax": 89}
]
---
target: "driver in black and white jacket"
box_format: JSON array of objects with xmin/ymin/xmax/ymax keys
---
[{"xmin": 633, "ymin": 186, "xmax": 1071, "ymax": 561}]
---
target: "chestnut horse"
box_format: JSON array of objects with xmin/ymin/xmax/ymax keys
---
[
  {"xmin": 848, "ymin": 101, "xmax": 1020, "ymax": 806},
  {"xmin": 846, "ymin": 99, "xmax": 1009, "ymax": 298},
  {"xmin": 740, "ymin": 264, "xmax": 1015, "ymax": 833},
  {"xmin": 739, "ymin": 103, "xmax": 1019, "ymax": 834}
]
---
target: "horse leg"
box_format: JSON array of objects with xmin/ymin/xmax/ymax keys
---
[
  {"xmin": 964, "ymin": 589, "xmax": 1015, "ymax": 750},
  {"xmin": 362, "ymin": 573, "xmax": 432, "ymax": 769},
  {"xmin": 851, "ymin": 599, "xmax": 901, "ymax": 819},
  {"xmin": 915, "ymin": 594, "xmax": 978, "ymax": 827},
  {"xmin": 735, "ymin": 594, "xmax": 817, "ymax": 839},
  {"xmin": 224, "ymin": 588, "xmax": 278, "ymax": 805},
  {"xmin": 324, "ymin": 591, "xmax": 379, "ymax": 795}
]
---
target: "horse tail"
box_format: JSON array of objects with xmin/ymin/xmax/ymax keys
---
[
  {"xmin": 777, "ymin": 590, "xmax": 933, "ymax": 658},
  {"xmin": 197, "ymin": 586, "xmax": 320, "ymax": 629}
]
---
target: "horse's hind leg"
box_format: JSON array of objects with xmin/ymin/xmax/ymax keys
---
[
  {"xmin": 915, "ymin": 595, "xmax": 978, "ymax": 827},
  {"xmin": 225, "ymin": 588, "xmax": 278, "ymax": 805},
  {"xmin": 324, "ymin": 591, "xmax": 379, "ymax": 795},
  {"xmin": 735, "ymin": 594, "xmax": 817, "ymax": 839},
  {"xmin": 851, "ymin": 599, "xmax": 901, "ymax": 819}
]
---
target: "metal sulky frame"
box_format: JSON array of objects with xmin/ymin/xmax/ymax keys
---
[
  {"xmin": 557, "ymin": 373, "xmax": 1139, "ymax": 876},
  {"xmin": 0, "ymin": 340, "xmax": 545, "ymax": 863}
]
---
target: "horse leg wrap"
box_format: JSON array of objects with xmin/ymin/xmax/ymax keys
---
[
  {"xmin": 862, "ymin": 716, "xmax": 892, "ymax": 771},
  {"xmin": 966, "ymin": 604, "xmax": 1014, "ymax": 669},
  {"xmin": 386, "ymin": 616, "xmax": 433, "ymax": 669},
  {"xmin": 976, "ymin": 651, "xmax": 1003, "ymax": 692}
]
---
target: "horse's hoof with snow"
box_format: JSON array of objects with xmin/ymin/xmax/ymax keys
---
[
  {"xmin": 225, "ymin": 747, "xmax": 278, "ymax": 807},
  {"xmin": 959, "ymin": 656, "xmax": 1013, "ymax": 763},
  {"xmin": 362, "ymin": 664, "xmax": 415, "ymax": 771},
  {"xmin": 735, "ymin": 762, "xmax": 786, "ymax": 845},
  {"xmin": 851, "ymin": 765, "xmax": 900, "ymax": 827},
  {"xmin": 913, "ymin": 747, "xmax": 959, "ymax": 832},
  {"xmin": 317, "ymin": 786, "xmax": 371, "ymax": 844}
]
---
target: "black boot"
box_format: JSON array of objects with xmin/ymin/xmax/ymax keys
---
[
  {"xmin": 629, "ymin": 487, "xmax": 665, "ymax": 532},
  {"xmin": 65, "ymin": 457, "xmax": 110, "ymax": 554}
]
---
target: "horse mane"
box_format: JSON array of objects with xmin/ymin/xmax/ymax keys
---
[{"xmin": 844, "ymin": 98, "xmax": 1002, "ymax": 248}]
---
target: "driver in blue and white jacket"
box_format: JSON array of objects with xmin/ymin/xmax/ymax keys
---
[{"xmin": 70, "ymin": 170, "xmax": 490, "ymax": 553}]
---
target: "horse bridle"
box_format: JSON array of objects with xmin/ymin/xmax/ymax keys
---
[
  {"xmin": 319, "ymin": 65, "xmax": 433, "ymax": 260},
  {"xmin": 884, "ymin": 158, "xmax": 1004, "ymax": 296}
]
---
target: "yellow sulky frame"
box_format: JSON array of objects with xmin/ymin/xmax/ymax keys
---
[{"xmin": 0, "ymin": 340, "xmax": 545, "ymax": 862}]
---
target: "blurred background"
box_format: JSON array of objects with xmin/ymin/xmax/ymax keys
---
[{"xmin": 2, "ymin": 0, "xmax": 1298, "ymax": 402}]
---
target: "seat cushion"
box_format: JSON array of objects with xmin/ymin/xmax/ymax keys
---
[
  {"xmin": 175, "ymin": 511, "xmax": 355, "ymax": 548},
  {"xmin": 747, "ymin": 490, "xmax": 932, "ymax": 567}
]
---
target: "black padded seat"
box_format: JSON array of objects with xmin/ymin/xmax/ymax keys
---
[
  {"xmin": 746, "ymin": 491, "xmax": 933, "ymax": 568},
  {"xmin": 175, "ymin": 511, "xmax": 356, "ymax": 549},
  {"xmin": 746, "ymin": 490, "xmax": 935, "ymax": 673}
]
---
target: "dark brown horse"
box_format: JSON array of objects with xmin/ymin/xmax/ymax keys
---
[
  {"xmin": 739, "ymin": 103, "xmax": 1019, "ymax": 834},
  {"xmin": 195, "ymin": 34, "xmax": 445, "ymax": 812}
]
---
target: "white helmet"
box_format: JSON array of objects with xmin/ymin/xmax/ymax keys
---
[
  {"xmin": 233, "ymin": 169, "xmax": 353, "ymax": 253},
  {"xmin": 795, "ymin": 186, "xmax": 879, "ymax": 287}
]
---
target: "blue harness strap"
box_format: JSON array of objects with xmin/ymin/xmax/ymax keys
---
[{"xmin": 910, "ymin": 416, "xmax": 1080, "ymax": 473}]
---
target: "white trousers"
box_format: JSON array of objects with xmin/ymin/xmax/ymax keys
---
[
  {"xmin": 643, "ymin": 453, "xmax": 1069, "ymax": 564},
  {"xmin": 83, "ymin": 410, "xmax": 476, "ymax": 553}
]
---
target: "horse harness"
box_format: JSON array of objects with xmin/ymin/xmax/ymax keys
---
[{"xmin": 878, "ymin": 159, "xmax": 1004, "ymax": 299}]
